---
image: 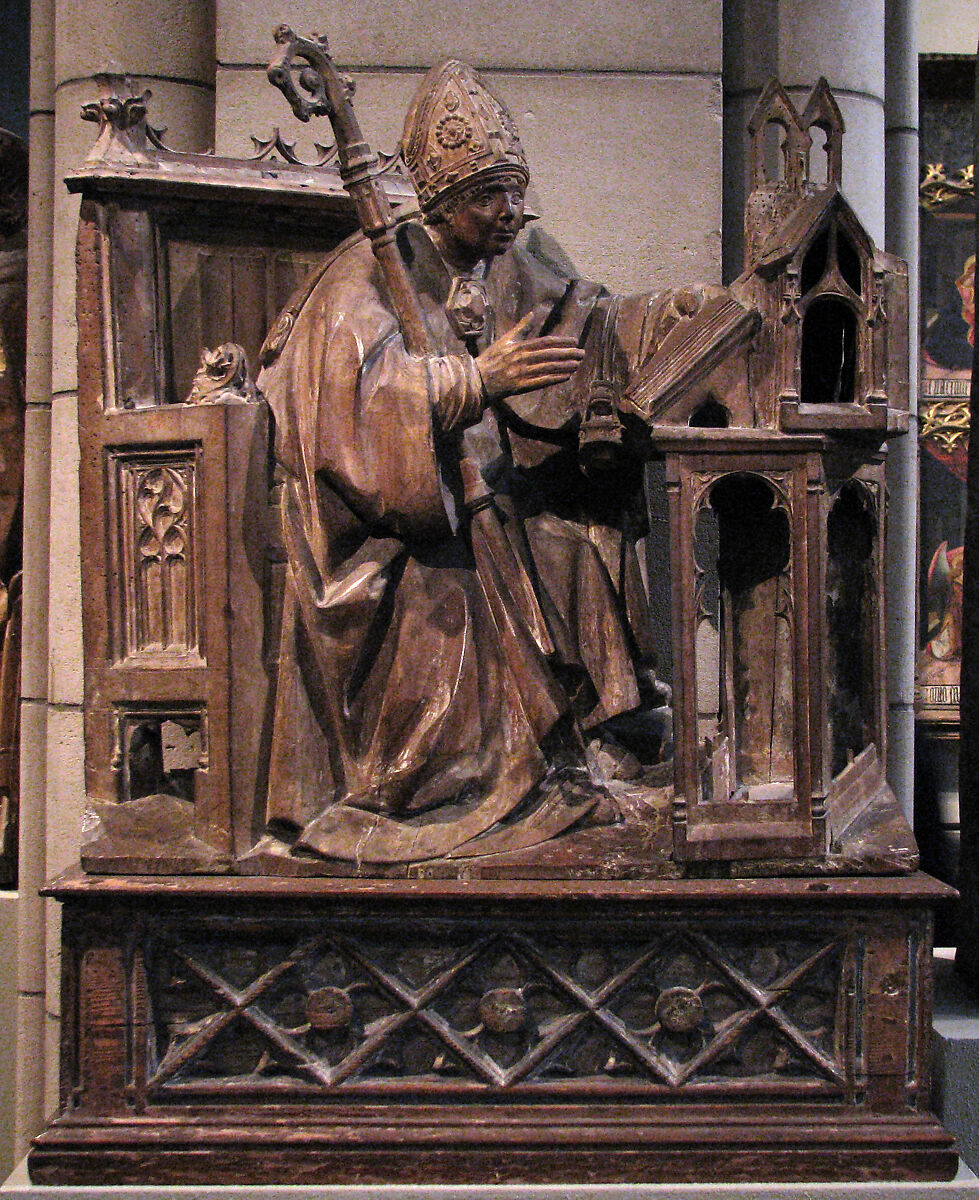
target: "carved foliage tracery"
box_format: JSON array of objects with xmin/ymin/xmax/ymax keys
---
[{"xmin": 113, "ymin": 453, "xmax": 199, "ymax": 660}]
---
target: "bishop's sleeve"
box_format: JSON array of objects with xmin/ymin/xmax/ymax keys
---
[{"xmin": 262, "ymin": 264, "xmax": 484, "ymax": 543}]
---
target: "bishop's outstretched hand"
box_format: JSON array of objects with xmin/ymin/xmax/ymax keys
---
[{"xmin": 475, "ymin": 310, "xmax": 585, "ymax": 402}]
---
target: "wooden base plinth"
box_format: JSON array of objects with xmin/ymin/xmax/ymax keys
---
[
  {"xmin": 30, "ymin": 871, "xmax": 958, "ymax": 1185},
  {"xmin": 30, "ymin": 1108, "xmax": 957, "ymax": 1185}
]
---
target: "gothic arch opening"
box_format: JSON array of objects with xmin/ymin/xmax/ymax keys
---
[
  {"xmin": 800, "ymin": 296, "xmax": 857, "ymax": 405},
  {"xmin": 694, "ymin": 474, "xmax": 795, "ymax": 803},
  {"xmin": 689, "ymin": 397, "xmax": 730, "ymax": 428},
  {"xmin": 826, "ymin": 481, "xmax": 877, "ymax": 775}
]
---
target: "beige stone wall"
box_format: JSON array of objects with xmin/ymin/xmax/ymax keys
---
[
  {"xmin": 15, "ymin": 0, "xmax": 55, "ymax": 1154},
  {"xmin": 0, "ymin": 892, "xmax": 17, "ymax": 1178},
  {"xmin": 213, "ymin": 0, "xmax": 725, "ymax": 293},
  {"xmin": 919, "ymin": 0, "xmax": 978, "ymax": 54}
]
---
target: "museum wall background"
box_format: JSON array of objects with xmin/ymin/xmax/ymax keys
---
[{"xmin": 0, "ymin": 0, "xmax": 973, "ymax": 1177}]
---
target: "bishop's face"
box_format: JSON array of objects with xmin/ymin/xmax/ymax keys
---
[{"xmin": 438, "ymin": 178, "xmax": 527, "ymax": 269}]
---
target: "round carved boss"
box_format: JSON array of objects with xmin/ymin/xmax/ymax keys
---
[
  {"xmin": 655, "ymin": 986, "xmax": 704, "ymax": 1034},
  {"xmin": 305, "ymin": 986, "xmax": 354, "ymax": 1032},
  {"xmin": 478, "ymin": 987, "xmax": 527, "ymax": 1034}
]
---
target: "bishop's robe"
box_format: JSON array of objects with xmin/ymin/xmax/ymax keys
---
[{"xmin": 258, "ymin": 219, "xmax": 694, "ymax": 864}]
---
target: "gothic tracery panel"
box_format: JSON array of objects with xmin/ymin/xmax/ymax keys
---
[{"xmin": 111, "ymin": 450, "xmax": 201, "ymax": 661}]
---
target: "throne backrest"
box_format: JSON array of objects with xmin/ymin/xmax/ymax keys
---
[{"xmin": 72, "ymin": 81, "xmax": 415, "ymax": 869}]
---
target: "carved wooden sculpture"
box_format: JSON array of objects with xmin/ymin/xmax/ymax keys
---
[{"xmin": 28, "ymin": 50, "xmax": 957, "ymax": 1184}]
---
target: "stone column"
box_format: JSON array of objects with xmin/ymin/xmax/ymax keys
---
[
  {"xmin": 15, "ymin": 0, "xmax": 216, "ymax": 1134},
  {"xmin": 883, "ymin": 0, "xmax": 921, "ymax": 820},
  {"xmin": 14, "ymin": 0, "xmax": 54, "ymax": 1155}
]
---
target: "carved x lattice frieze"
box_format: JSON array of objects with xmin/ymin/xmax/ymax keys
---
[
  {"xmin": 148, "ymin": 924, "xmax": 847, "ymax": 1092},
  {"xmin": 149, "ymin": 931, "xmax": 493, "ymax": 1089}
]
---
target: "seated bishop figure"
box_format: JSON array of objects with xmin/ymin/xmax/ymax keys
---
[{"xmin": 257, "ymin": 60, "xmax": 725, "ymax": 867}]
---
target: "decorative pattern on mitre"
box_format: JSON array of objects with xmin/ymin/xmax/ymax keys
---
[{"xmin": 401, "ymin": 60, "xmax": 529, "ymax": 212}]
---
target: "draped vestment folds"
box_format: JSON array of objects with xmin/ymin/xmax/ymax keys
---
[{"xmin": 258, "ymin": 220, "xmax": 694, "ymax": 864}]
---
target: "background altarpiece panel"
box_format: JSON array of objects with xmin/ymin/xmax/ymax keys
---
[{"xmin": 914, "ymin": 54, "xmax": 976, "ymax": 943}]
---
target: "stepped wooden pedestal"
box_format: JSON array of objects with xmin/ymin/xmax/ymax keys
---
[{"xmin": 29, "ymin": 871, "xmax": 957, "ymax": 1185}]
